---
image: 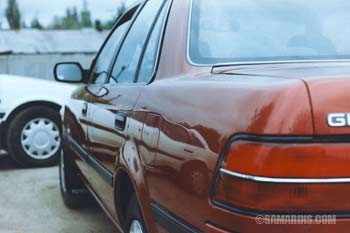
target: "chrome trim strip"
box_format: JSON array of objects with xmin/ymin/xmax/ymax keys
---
[
  {"xmin": 211, "ymin": 59, "xmax": 350, "ymax": 69},
  {"xmin": 220, "ymin": 168, "xmax": 350, "ymax": 184}
]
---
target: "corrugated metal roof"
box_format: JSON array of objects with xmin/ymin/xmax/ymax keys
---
[{"xmin": 0, "ymin": 29, "xmax": 109, "ymax": 54}]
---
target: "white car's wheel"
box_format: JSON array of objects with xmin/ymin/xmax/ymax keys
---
[
  {"xmin": 7, "ymin": 106, "xmax": 61, "ymax": 167},
  {"xmin": 21, "ymin": 118, "xmax": 60, "ymax": 160},
  {"xmin": 129, "ymin": 220, "xmax": 145, "ymax": 233}
]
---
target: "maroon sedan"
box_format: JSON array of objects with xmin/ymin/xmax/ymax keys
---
[{"xmin": 56, "ymin": 0, "xmax": 350, "ymax": 232}]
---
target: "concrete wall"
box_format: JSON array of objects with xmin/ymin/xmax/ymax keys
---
[{"xmin": 0, "ymin": 53, "xmax": 96, "ymax": 80}]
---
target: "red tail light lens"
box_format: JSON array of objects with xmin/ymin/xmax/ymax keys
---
[{"xmin": 213, "ymin": 139, "xmax": 350, "ymax": 213}]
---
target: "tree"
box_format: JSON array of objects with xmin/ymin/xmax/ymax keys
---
[
  {"xmin": 63, "ymin": 7, "xmax": 80, "ymax": 29},
  {"xmin": 116, "ymin": 1, "xmax": 127, "ymax": 20},
  {"xmin": 5, "ymin": 0, "xmax": 21, "ymax": 30},
  {"xmin": 50, "ymin": 7, "xmax": 80, "ymax": 30},
  {"xmin": 49, "ymin": 0, "xmax": 127, "ymax": 31},
  {"xmin": 102, "ymin": 1, "xmax": 127, "ymax": 30},
  {"xmin": 81, "ymin": 0, "xmax": 92, "ymax": 28},
  {"xmin": 95, "ymin": 20, "xmax": 103, "ymax": 32},
  {"xmin": 50, "ymin": 16, "xmax": 62, "ymax": 30},
  {"xmin": 31, "ymin": 17, "xmax": 43, "ymax": 30}
]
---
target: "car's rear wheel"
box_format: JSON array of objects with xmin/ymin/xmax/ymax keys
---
[
  {"xmin": 59, "ymin": 147, "xmax": 90, "ymax": 209},
  {"xmin": 126, "ymin": 194, "xmax": 147, "ymax": 233},
  {"xmin": 129, "ymin": 220, "xmax": 145, "ymax": 233},
  {"xmin": 7, "ymin": 106, "xmax": 61, "ymax": 167}
]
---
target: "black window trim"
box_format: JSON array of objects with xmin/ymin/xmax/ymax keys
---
[
  {"xmin": 105, "ymin": 0, "xmax": 173, "ymax": 86},
  {"xmin": 134, "ymin": 0, "xmax": 172, "ymax": 84},
  {"xmin": 146, "ymin": 0, "xmax": 173, "ymax": 85},
  {"xmin": 87, "ymin": 3, "xmax": 142, "ymax": 85},
  {"xmin": 104, "ymin": 0, "xmax": 148, "ymax": 85}
]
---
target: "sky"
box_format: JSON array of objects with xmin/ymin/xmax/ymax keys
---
[{"xmin": 0, "ymin": 0, "xmax": 137, "ymax": 29}]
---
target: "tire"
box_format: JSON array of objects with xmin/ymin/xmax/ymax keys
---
[
  {"xmin": 59, "ymin": 147, "xmax": 90, "ymax": 209},
  {"xmin": 6, "ymin": 106, "xmax": 61, "ymax": 167},
  {"xmin": 126, "ymin": 194, "xmax": 148, "ymax": 233}
]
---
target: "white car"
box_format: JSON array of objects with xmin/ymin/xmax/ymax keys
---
[{"xmin": 0, "ymin": 75, "xmax": 76, "ymax": 167}]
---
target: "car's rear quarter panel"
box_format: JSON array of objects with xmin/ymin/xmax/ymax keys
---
[{"xmin": 134, "ymin": 73, "xmax": 313, "ymax": 231}]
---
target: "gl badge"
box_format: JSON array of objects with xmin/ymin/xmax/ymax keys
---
[{"xmin": 328, "ymin": 113, "xmax": 350, "ymax": 127}]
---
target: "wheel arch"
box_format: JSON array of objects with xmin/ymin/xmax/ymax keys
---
[
  {"xmin": 114, "ymin": 168, "xmax": 137, "ymax": 230},
  {"xmin": 1, "ymin": 101, "xmax": 61, "ymax": 150},
  {"xmin": 113, "ymin": 141, "xmax": 157, "ymax": 233}
]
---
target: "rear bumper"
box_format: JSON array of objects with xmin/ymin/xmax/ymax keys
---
[{"xmin": 206, "ymin": 205, "xmax": 350, "ymax": 233}]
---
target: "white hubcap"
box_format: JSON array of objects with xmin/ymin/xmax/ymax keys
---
[
  {"xmin": 21, "ymin": 118, "xmax": 60, "ymax": 160},
  {"xmin": 130, "ymin": 220, "xmax": 144, "ymax": 233}
]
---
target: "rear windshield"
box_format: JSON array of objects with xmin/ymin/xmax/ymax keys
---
[{"xmin": 189, "ymin": 0, "xmax": 350, "ymax": 65}]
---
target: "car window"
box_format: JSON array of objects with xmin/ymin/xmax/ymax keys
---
[
  {"xmin": 89, "ymin": 7, "xmax": 136, "ymax": 85},
  {"xmin": 137, "ymin": 1, "xmax": 168, "ymax": 84},
  {"xmin": 109, "ymin": 0, "xmax": 165, "ymax": 85},
  {"xmin": 190, "ymin": 0, "xmax": 350, "ymax": 65}
]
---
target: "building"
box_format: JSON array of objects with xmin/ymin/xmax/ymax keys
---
[{"xmin": 0, "ymin": 29, "xmax": 108, "ymax": 80}]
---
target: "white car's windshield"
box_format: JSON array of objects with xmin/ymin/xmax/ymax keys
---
[{"xmin": 189, "ymin": 0, "xmax": 350, "ymax": 65}]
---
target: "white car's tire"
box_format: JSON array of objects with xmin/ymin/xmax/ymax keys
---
[
  {"xmin": 6, "ymin": 106, "xmax": 61, "ymax": 167},
  {"xmin": 59, "ymin": 147, "xmax": 90, "ymax": 209}
]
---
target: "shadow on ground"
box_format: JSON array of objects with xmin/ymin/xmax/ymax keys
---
[{"xmin": 0, "ymin": 153, "xmax": 20, "ymax": 170}]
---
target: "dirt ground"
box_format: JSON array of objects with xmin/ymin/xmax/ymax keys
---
[{"xmin": 0, "ymin": 153, "xmax": 118, "ymax": 233}]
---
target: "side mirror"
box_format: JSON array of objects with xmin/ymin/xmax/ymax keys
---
[{"xmin": 54, "ymin": 62, "xmax": 85, "ymax": 83}]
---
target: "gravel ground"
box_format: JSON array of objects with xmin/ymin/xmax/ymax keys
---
[{"xmin": 0, "ymin": 154, "xmax": 118, "ymax": 233}]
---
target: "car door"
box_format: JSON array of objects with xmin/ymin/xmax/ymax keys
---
[
  {"xmin": 83, "ymin": 4, "xmax": 138, "ymax": 170},
  {"xmin": 85, "ymin": 0, "xmax": 168, "ymax": 215},
  {"xmin": 71, "ymin": 6, "xmax": 138, "ymax": 184}
]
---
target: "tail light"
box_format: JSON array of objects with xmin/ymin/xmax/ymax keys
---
[{"xmin": 212, "ymin": 137, "xmax": 350, "ymax": 213}]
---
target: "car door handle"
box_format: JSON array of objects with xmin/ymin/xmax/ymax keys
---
[
  {"xmin": 82, "ymin": 102, "xmax": 88, "ymax": 117},
  {"xmin": 115, "ymin": 112, "xmax": 127, "ymax": 131}
]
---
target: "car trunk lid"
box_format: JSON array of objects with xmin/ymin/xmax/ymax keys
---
[{"xmin": 213, "ymin": 61, "xmax": 350, "ymax": 135}]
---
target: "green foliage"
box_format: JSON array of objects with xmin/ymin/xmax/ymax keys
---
[
  {"xmin": 6, "ymin": 0, "xmax": 21, "ymax": 30},
  {"xmin": 81, "ymin": 0, "xmax": 92, "ymax": 28},
  {"xmin": 94, "ymin": 20, "xmax": 103, "ymax": 32},
  {"xmin": 3, "ymin": 0, "xmax": 127, "ymax": 31},
  {"xmin": 50, "ymin": 4, "xmax": 94, "ymax": 30},
  {"xmin": 81, "ymin": 10, "xmax": 92, "ymax": 28},
  {"xmin": 117, "ymin": 2, "xmax": 127, "ymax": 19},
  {"xmin": 31, "ymin": 17, "xmax": 43, "ymax": 30},
  {"xmin": 51, "ymin": 7, "xmax": 81, "ymax": 30}
]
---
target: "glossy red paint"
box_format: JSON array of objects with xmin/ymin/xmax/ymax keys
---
[{"xmin": 59, "ymin": 0, "xmax": 350, "ymax": 232}]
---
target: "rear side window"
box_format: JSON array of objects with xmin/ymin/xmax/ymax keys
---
[{"xmin": 109, "ymin": 0, "xmax": 165, "ymax": 85}]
